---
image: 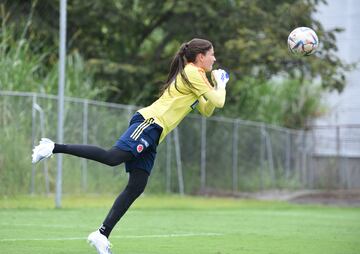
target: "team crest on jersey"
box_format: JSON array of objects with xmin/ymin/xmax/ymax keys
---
[{"xmin": 136, "ymin": 144, "xmax": 144, "ymax": 153}]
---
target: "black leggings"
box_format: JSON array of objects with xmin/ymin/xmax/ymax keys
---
[
  {"xmin": 53, "ymin": 144, "xmax": 134, "ymax": 166},
  {"xmin": 102, "ymin": 168, "xmax": 148, "ymax": 236},
  {"xmin": 53, "ymin": 143, "xmax": 148, "ymax": 237}
]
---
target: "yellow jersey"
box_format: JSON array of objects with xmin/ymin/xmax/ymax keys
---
[{"xmin": 138, "ymin": 63, "xmax": 214, "ymax": 143}]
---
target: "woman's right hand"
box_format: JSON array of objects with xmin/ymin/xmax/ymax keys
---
[{"xmin": 211, "ymin": 69, "xmax": 229, "ymax": 89}]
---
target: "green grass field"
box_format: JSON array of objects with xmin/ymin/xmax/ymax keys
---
[{"xmin": 0, "ymin": 195, "xmax": 359, "ymax": 254}]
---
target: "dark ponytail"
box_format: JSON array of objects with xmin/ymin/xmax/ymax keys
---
[{"xmin": 160, "ymin": 38, "xmax": 213, "ymax": 95}]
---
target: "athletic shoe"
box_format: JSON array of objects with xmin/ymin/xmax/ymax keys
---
[
  {"xmin": 31, "ymin": 138, "xmax": 55, "ymax": 164},
  {"xmin": 88, "ymin": 230, "xmax": 112, "ymax": 254}
]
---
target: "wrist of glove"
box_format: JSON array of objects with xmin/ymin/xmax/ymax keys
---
[{"xmin": 211, "ymin": 69, "xmax": 229, "ymax": 90}]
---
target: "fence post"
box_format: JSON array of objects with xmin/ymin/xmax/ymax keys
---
[
  {"xmin": 173, "ymin": 128, "xmax": 184, "ymax": 195},
  {"xmin": 30, "ymin": 94, "xmax": 37, "ymax": 195},
  {"xmin": 166, "ymin": 135, "xmax": 172, "ymax": 193},
  {"xmin": 300, "ymin": 130, "xmax": 307, "ymax": 188},
  {"xmin": 285, "ymin": 130, "xmax": 291, "ymax": 179},
  {"xmin": 82, "ymin": 99, "xmax": 88, "ymax": 192},
  {"xmin": 309, "ymin": 129, "xmax": 316, "ymax": 188},
  {"xmin": 344, "ymin": 157, "xmax": 351, "ymax": 189},
  {"xmin": 34, "ymin": 103, "xmax": 50, "ymax": 196},
  {"xmin": 200, "ymin": 117, "xmax": 207, "ymax": 191},
  {"xmin": 260, "ymin": 124, "xmax": 265, "ymax": 190},
  {"xmin": 336, "ymin": 125, "xmax": 343, "ymax": 188},
  {"xmin": 232, "ymin": 119, "xmax": 239, "ymax": 193},
  {"xmin": 263, "ymin": 126, "xmax": 275, "ymax": 187},
  {"xmin": 55, "ymin": 0, "xmax": 67, "ymax": 208}
]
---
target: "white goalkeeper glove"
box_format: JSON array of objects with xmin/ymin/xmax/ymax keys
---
[{"xmin": 211, "ymin": 69, "xmax": 229, "ymax": 90}]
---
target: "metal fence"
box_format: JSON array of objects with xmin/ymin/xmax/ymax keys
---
[{"xmin": 1, "ymin": 91, "xmax": 360, "ymax": 196}]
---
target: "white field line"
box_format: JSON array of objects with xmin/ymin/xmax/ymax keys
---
[
  {"xmin": 0, "ymin": 233, "xmax": 223, "ymax": 242},
  {"xmin": 0, "ymin": 223, "xmax": 91, "ymax": 229}
]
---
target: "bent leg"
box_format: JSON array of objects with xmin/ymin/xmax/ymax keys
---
[
  {"xmin": 53, "ymin": 144, "xmax": 133, "ymax": 166},
  {"xmin": 99, "ymin": 169, "xmax": 149, "ymax": 237}
]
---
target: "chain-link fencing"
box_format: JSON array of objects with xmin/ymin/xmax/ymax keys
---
[{"xmin": 1, "ymin": 91, "xmax": 360, "ymax": 196}]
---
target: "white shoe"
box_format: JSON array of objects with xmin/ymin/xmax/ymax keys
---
[
  {"xmin": 87, "ymin": 230, "xmax": 112, "ymax": 254},
  {"xmin": 32, "ymin": 138, "xmax": 55, "ymax": 164}
]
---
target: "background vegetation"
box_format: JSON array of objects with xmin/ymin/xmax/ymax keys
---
[{"xmin": 0, "ymin": 0, "xmax": 352, "ymax": 128}]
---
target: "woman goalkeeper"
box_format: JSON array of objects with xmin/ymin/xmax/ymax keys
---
[{"xmin": 32, "ymin": 38, "xmax": 229, "ymax": 254}]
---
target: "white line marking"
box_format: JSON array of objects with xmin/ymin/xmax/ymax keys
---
[
  {"xmin": 0, "ymin": 233, "xmax": 223, "ymax": 242},
  {"xmin": 0, "ymin": 223, "xmax": 91, "ymax": 229}
]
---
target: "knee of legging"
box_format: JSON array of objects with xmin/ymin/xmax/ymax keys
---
[{"xmin": 126, "ymin": 181, "xmax": 147, "ymax": 197}]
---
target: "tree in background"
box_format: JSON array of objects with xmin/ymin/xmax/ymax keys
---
[{"xmin": 1, "ymin": 0, "xmax": 352, "ymax": 128}]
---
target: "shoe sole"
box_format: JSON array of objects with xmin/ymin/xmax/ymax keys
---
[
  {"xmin": 87, "ymin": 239, "xmax": 101, "ymax": 254},
  {"xmin": 87, "ymin": 239, "xmax": 111, "ymax": 254},
  {"xmin": 32, "ymin": 155, "xmax": 50, "ymax": 164}
]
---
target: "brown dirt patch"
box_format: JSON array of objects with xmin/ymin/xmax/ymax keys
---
[
  {"xmin": 196, "ymin": 188, "xmax": 360, "ymax": 207},
  {"xmin": 288, "ymin": 189, "xmax": 360, "ymax": 206}
]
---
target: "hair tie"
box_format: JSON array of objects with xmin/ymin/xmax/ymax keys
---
[{"xmin": 180, "ymin": 44, "xmax": 188, "ymax": 57}]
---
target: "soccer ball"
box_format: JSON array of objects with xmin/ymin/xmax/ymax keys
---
[{"xmin": 287, "ymin": 27, "xmax": 319, "ymax": 56}]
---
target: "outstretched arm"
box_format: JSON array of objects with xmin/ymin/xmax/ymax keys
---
[
  {"xmin": 197, "ymin": 69, "xmax": 229, "ymax": 116},
  {"xmin": 197, "ymin": 96, "xmax": 216, "ymax": 117},
  {"xmin": 203, "ymin": 88, "xmax": 226, "ymax": 108}
]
